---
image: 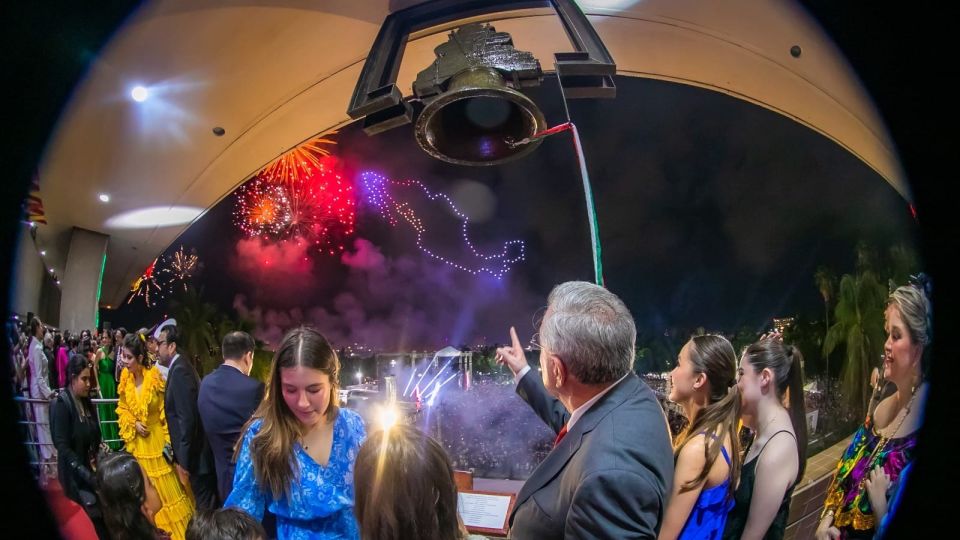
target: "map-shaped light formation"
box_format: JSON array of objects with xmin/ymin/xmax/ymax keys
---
[{"xmin": 359, "ymin": 171, "xmax": 525, "ymax": 279}]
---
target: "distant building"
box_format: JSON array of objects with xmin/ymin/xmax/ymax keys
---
[{"xmin": 773, "ymin": 317, "xmax": 795, "ymax": 334}]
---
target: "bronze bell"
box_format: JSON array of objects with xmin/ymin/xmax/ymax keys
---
[{"xmin": 413, "ymin": 23, "xmax": 546, "ymax": 166}]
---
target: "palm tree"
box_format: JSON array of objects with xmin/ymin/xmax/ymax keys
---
[
  {"xmin": 823, "ymin": 270, "xmax": 887, "ymax": 418},
  {"xmin": 169, "ymin": 287, "xmax": 218, "ymax": 376},
  {"xmin": 887, "ymin": 243, "xmax": 920, "ymax": 288},
  {"xmin": 814, "ymin": 266, "xmax": 836, "ymax": 382}
]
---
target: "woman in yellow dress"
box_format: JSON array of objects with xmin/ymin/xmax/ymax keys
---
[{"xmin": 116, "ymin": 332, "xmax": 195, "ymax": 540}]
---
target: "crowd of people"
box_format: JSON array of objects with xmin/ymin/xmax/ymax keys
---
[{"xmin": 6, "ymin": 275, "xmax": 931, "ymax": 539}]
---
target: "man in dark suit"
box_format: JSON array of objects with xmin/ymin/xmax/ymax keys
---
[
  {"xmin": 496, "ymin": 281, "xmax": 674, "ymax": 539},
  {"xmin": 198, "ymin": 331, "xmax": 265, "ymax": 501},
  {"xmin": 158, "ymin": 325, "xmax": 220, "ymax": 511}
]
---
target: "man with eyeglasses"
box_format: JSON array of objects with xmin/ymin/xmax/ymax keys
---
[
  {"xmin": 158, "ymin": 324, "xmax": 221, "ymax": 511},
  {"xmin": 496, "ymin": 281, "xmax": 673, "ymax": 539}
]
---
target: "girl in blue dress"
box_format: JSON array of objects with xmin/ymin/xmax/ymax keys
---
[
  {"xmin": 227, "ymin": 327, "xmax": 366, "ymax": 540},
  {"xmin": 659, "ymin": 334, "xmax": 742, "ymax": 540}
]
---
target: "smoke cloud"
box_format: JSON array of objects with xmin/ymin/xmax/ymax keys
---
[{"xmin": 234, "ymin": 236, "xmax": 544, "ymax": 351}]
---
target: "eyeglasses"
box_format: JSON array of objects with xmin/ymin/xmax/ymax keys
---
[
  {"xmin": 528, "ymin": 306, "xmax": 548, "ymax": 351},
  {"xmin": 529, "ymin": 332, "xmax": 542, "ymax": 351}
]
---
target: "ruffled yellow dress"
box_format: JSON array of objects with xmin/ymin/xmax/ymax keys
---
[{"xmin": 117, "ymin": 366, "xmax": 194, "ymax": 540}]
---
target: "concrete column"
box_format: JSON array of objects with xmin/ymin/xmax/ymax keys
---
[
  {"xmin": 59, "ymin": 227, "xmax": 108, "ymax": 333},
  {"xmin": 12, "ymin": 223, "xmax": 61, "ymax": 325},
  {"xmin": 12, "ymin": 223, "xmax": 45, "ymax": 318}
]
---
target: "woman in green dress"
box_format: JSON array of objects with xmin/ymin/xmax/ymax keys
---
[{"xmin": 95, "ymin": 333, "xmax": 121, "ymax": 450}]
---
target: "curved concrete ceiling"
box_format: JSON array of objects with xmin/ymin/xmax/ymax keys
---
[{"xmin": 34, "ymin": 0, "xmax": 905, "ymax": 308}]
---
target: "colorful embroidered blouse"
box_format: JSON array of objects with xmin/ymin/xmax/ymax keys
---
[{"xmin": 822, "ymin": 416, "xmax": 918, "ymax": 533}]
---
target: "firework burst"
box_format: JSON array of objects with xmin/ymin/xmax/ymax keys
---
[
  {"xmin": 127, "ymin": 258, "xmax": 162, "ymax": 307},
  {"xmin": 234, "ymin": 135, "xmax": 356, "ymax": 254},
  {"xmin": 258, "ymin": 135, "xmax": 337, "ymax": 187},
  {"xmin": 161, "ymin": 245, "xmax": 199, "ymax": 293},
  {"xmin": 234, "ymin": 180, "xmax": 292, "ymax": 238}
]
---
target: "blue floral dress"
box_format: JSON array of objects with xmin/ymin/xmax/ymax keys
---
[{"xmin": 226, "ymin": 409, "xmax": 366, "ymax": 539}]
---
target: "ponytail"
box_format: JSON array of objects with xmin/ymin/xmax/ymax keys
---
[
  {"xmin": 783, "ymin": 345, "xmax": 808, "ymax": 483},
  {"xmin": 743, "ymin": 338, "xmax": 808, "ymax": 485},
  {"xmin": 675, "ymin": 335, "xmax": 742, "ymax": 500}
]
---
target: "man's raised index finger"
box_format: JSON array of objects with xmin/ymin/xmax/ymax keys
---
[{"xmin": 510, "ymin": 326, "xmax": 522, "ymax": 350}]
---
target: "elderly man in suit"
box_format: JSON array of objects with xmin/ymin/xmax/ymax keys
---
[
  {"xmin": 158, "ymin": 324, "xmax": 220, "ymax": 511},
  {"xmin": 198, "ymin": 331, "xmax": 265, "ymax": 501},
  {"xmin": 496, "ymin": 281, "xmax": 674, "ymax": 539}
]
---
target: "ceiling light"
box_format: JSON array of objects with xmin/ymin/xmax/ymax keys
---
[
  {"xmin": 99, "ymin": 193, "xmax": 111, "ymax": 203},
  {"xmin": 56, "ymin": 280, "xmax": 61, "ymax": 285},
  {"xmin": 49, "ymin": 268, "xmax": 54, "ymax": 274},
  {"xmin": 131, "ymin": 85, "xmax": 149, "ymax": 102},
  {"xmin": 40, "ymin": 250, "xmax": 46, "ymax": 256},
  {"xmin": 104, "ymin": 206, "xmax": 204, "ymax": 229}
]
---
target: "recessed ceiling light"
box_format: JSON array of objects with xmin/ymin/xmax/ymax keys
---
[
  {"xmin": 49, "ymin": 268, "xmax": 54, "ymax": 274},
  {"xmin": 56, "ymin": 280, "xmax": 61, "ymax": 286},
  {"xmin": 131, "ymin": 85, "xmax": 149, "ymax": 102},
  {"xmin": 99, "ymin": 193, "xmax": 111, "ymax": 203},
  {"xmin": 40, "ymin": 250, "xmax": 46, "ymax": 256}
]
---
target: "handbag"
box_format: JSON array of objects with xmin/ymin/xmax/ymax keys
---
[{"xmin": 162, "ymin": 443, "xmax": 175, "ymax": 465}]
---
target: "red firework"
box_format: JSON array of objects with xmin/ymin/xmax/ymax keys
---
[{"xmin": 236, "ymin": 136, "xmax": 356, "ymax": 254}]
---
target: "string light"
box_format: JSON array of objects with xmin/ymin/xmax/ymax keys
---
[{"xmin": 360, "ymin": 172, "xmax": 525, "ymax": 279}]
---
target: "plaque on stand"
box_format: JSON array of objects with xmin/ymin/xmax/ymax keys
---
[{"xmin": 458, "ymin": 490, "xmax": 515, "ymax": 537}]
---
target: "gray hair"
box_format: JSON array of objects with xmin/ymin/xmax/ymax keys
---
[
  {"xmin": 888, "ymin": 284, "xmax": 932, "ymax": 348},
  {"xmin": 540, "ymin": 281, "xmax": 636, "ymax": 384}
]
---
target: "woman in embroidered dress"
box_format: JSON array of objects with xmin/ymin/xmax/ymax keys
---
[
  {"xmin": 815, "ymin": 277, "xmax": 931, "ymax": 540},
  {"xmin": 117, "ymin": 332, "xmax": 195, "ymax": 539},
  {"xmin": 226, "ymin": 326, "xmax": 366, "ymax": 540},
  {"xmin": 660, "ymin": 335, "xmax": 741, "ymax": 540}
]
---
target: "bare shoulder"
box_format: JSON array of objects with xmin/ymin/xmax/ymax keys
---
[
  {"xmin": 756, "ymin": 430, "xmax": 799, "ymax": 476},
  {"xmin": 873, "ymin": 393, "xmax": 898, "ymax": 429},
  {"xmin": 675, "ymin": 434, "xmax": 708, "ymax": 471}
]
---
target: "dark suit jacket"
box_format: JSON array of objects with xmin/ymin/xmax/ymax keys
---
[
  {"xmin": 197, "ymin": 364, "xmax": 264, "ymax": 500},
  {"xmin": 165, "ymin": 355, "xmax": 203, "ymax": 472},
  {"xmin": 510, "ymin": 371, "xmax": 674, "ymax": 540}
]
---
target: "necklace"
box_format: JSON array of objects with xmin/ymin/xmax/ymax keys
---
[
  {"xmin": 301, "ymin": 419, "xmax": 329, "ymax": 451},
  {"xmin": 858, "ymin": 385, "xmax": 919, "ymax": 493},
  {"xmin": 746, "ymin": 412, "xmax": 779, "ymax": 459}
]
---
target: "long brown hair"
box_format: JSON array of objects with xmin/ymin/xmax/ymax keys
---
[
  {"xmin": 235, "ymin": 326, "xmax": 340, "ymax": 500},
  {"xmin": 354, "ymin": 425, "xmax": 464, "ymax": 540},
  {"xmin": 673, "ymin": 334, "xmax": 742, "ymax": 499},
  {"xmin": 742, "ymin": 338, "xmax": 808, "ymax": 484}
]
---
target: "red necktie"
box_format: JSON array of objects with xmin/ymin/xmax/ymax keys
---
[{"xmin": 554, "ymin": 424, "xmax": 568, "ymax": 447}]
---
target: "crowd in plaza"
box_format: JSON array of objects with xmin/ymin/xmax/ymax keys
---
[{"xmin": 6, "ymin": 277, "xmax": 931, "ymax": 540}]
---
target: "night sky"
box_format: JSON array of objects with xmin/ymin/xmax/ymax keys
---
[{"xmin": 105, "ymin": 75, "xmax": 919, "ymax": 351}]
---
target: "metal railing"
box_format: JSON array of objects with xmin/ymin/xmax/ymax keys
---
[{"xmin": 12, "ymin": 395, "xmax": 121, "ymax": 476}]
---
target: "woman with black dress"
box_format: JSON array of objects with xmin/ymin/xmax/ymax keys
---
[{"xmin": 50, "ymin": 353, "xmax": 110, "ymax": 539}]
